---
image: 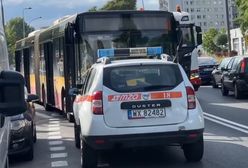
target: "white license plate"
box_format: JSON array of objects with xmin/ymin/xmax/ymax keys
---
[
  {"xmin": 128, "ymin": 108, "xmax": 166, "ymax": 119},
  {"xmin": 203, "ymin": 68, "xmax": 213, "ymax": 71}
]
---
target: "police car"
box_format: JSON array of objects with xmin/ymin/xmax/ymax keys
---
[{"xmin": 70, "ymin": 47, "xmax": 204, "ymax": 168}]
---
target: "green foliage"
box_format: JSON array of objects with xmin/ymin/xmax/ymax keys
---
[
  {"xmin": 203, "ymin": 28, "xmax": 221, "ymax": 54},
  {"xmin": 5, "ymin": 17, "xmax": 34, "ymax": 64},
  {"xmin": 214, "ymin": 33, "xmax": 228, "ymax": 48},
  {"xmin": 88, "ymin": 6, "xmax": 98, "ymax": 12},
  {"xmin": 89, "ymin": 0, "xmax": 137, "ymax": 11},
  {"xmin": 236, "ymin": 0, "xmax": 248, "ymax": 33}
]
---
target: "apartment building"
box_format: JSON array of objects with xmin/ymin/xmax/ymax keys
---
[{"xmin": 159, "ymin": 0, "xmax": 238, "ymax": 32}]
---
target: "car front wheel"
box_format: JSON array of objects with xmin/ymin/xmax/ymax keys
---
[
  {"xmin": 221, "ymin": 82, "xmax": 229, "ymax": 96},
  {"xmin": 80, "ymin": 134, "xmax": 97, "ymax": 168},
  {"xmin": 183, "ymin": 135, "xmax": 204, "ymax": 162},
  {"xmin": 234, "ymin": 83, "xmax": 242, "ymax": 99}
]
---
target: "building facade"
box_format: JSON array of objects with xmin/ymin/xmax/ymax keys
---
[
  {"xmin": 159, "ymin": 0, "xmax": 238, "ymax": 32},
  {"xmin": 230, "ymin": 28, "xmax": 247, "ymax": 55}
]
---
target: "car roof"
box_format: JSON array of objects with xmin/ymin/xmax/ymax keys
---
[{"xmin": 95, "ymin": 59, "xmax": 177, "ymax": 68}]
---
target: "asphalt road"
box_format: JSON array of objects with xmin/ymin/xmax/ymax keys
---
[{"xmin": 10, "ymin": 86, "xmax": 248, "ymax": 168}]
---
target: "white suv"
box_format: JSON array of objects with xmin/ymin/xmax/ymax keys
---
[{"xmin": 71, "ymin": 48, "xmax": 204, "ymax": 168}]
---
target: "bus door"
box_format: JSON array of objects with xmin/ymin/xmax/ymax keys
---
[
  {"xmin": 64, "ymin": 23, "xmax": 76, "ymax": 113},
  {"xmin": 15, "ymin": 51, "xmax": 21, "ymax": 72},
  {"xmin": 44, "ymin": 42, "xmax": 55, "ymax": 106},
  {"xmin": 23, "ymin": 48, "xmax": 30, "ymax": 92}
]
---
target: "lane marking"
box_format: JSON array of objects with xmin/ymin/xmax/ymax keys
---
[
  {"xmin": 49, "ymin": 141, "xmax": 63, "ymax": 146},
  {"xmin": 204, "ymin": 115, "xmax": 248, "ymax": 134},
  {"xmin": 49, "ymin": 124, "xmax": 60, "ymax": 127},
  {"xmin": 204, "ymin": 112, "xmax": 248, "ymax": 130},
  {"xmin": 51, "ymin": 161, "xmax": 68, "ymax": 167},
  {"xmin": 49, "ymin": 121, "xmax": 60, "ymax": 124},
  {"xmin": 48, "ymin": 132, "xmax": 61, "ymax": 136},
  {"xmin": 51, "ymin": 153, "xmax": 68, "ymax": 159},
  {"xmin": 48, "ymin": 136, "xmax": 62, "ymax": 140},
  {"xmin": 49, "ymin": 127, "xmax": 60, "ymax": 131},
  {"xmin": 50, "ymin": 146, "xmax": 66, "ymax": 151}
]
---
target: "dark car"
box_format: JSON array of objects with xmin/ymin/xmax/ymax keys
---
[
  {"xmin": 212, "ymin": 57, "xmax": 232, "ymax": 88},
  {"xmin": 198, "ymin": 57, "xmax": 217, "ymax": 84},
  {"xmin": 221, "ymin": 56, "xmax": 248, "ymax": 99},
  {"xmin": 8, "ymin": 94, "xmax": 38, "ymax": 161}
]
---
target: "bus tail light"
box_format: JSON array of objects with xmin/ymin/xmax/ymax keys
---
[
  {"xmin": 186, "ymin": 86, "xmax": 196, "ymax": 109},
  {"xmin": 241, "ymin": 59, "xmax": 247, "ymax": 73},
  {"xmin": 92, "ymin": 91, "xmax": 103, "ymax": 115}
]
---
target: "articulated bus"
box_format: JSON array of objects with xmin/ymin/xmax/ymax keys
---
[{"xmin": 15, "ymin": 10, "xmax": 202, "ymax": 120}]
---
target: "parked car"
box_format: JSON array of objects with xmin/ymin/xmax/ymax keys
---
[
  {"xmin": 212, "ymin": 57, "xmax": 232, "ymax": 88},
  {"xmin": 198, "ymin": 57, "xmax": 217, "ymax": 84},
  {"xmin": 71, "ymin": 47, "xmax": 204, "ymax": 168},
  {"xmin": 0, "ymin": 5, "xmax": 28, "ymax": 168},
  {"xmin": 221, "ymin": 56, "xmax": 248, "ymax": 99},
  {"xmin": 8, "ymin": 94, "xmax": 38, "ymax": 161}
]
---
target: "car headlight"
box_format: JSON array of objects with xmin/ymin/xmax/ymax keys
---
[{"xmin": 10, "ymin": 114, "xmax": 26, "ymax": 131}]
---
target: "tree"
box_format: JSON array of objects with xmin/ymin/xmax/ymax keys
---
[
  {"xmin": 236, "ymin": 0, "xmax": 248, "ymax": 33},
  {"xmin": 89, "ymin": 0, "xmax": 137, "ymax": 11},
  {"xmin": 5, "ymin": 17, "xmax": 35, "ymax": 65},
  {"xmin": 202, "ymin": 28, "xmax": 221, "ymax": 54},
  {"xmin": 214, "ymin": 33, "xmax": 228, "ymax": 49}
]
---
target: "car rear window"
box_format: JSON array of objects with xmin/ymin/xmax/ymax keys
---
[{"xmin": 103, "ymin": 64, "xmax": 183, "ymax": 92}]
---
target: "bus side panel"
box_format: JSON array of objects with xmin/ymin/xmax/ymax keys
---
[
  {"xmin": 29, "ymin": 47, "xmax": 36, "ymax": 94},
  {"xmin": 39, "ymin": 44, "xmax": 47, "ymax": 104},
  {"xmin": 34, "ymin": 35, "xmax": 41, "ymax": 99},
  {"xmin": 53, "ymin": 38, "xmax": 65, "ymax": 110}
]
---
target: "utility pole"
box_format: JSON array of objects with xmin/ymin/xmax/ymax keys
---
[
  {"xmin": 0, "ymin": 0, "xmax": 5, "ymax": 27},
  {"xmin": 225, "ymin": 0, "xmax": 232, "ymax": 55},
  {"xmin": 141, "ymin": 0, "xmax": 145, "ymax": 10},
  {"xmin": 22, "ymin": 7, "xmax": 32, "ymax": 38}
]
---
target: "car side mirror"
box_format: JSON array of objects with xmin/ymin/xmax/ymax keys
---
[
  {"xmin": 69, "ymin": 88, "xmax": 80, "ymax": 96},
  {"xmin": 27, "ymin": 94, "xmax": 39, "ymax": 103},
  {"xmin": 0, "ymin": 71, "xmax": 27, "ymax": 116}
]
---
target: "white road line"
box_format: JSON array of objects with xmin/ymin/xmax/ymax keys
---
[
  {"xmin": 204, "ymin": 116, "xmax": 248, "ymax": 134},
  {"xmin": 48, "ymin": 127, "xmax": 60, "ymax": 131},
  {"xmin": 51, "ymin": 161, "xmax": 68, "ymax": 167},
  {"xmin": 49, "ymin": 121, "xmax": 60, "ymax": 124},
  {"xmin": 49, "ymin": 124, "xmax": 60, "ymax": 127},
  {"xmin": 49, "ymin": 118, "xmax": 60, "ymax": 121},
  {"xmin": 48, "ymin": 131, "xmax": 61, "ymax": 136},
  {"xmin": 204, "ymin": 112, "xmax": 248, "ymax": 130},
  {"xmin": 49, "ymin": 141, "xmax": 64, "ymax": 146},
  {"xmin": 51, "ymin": 153, "xmax": 68, "ymax": 159},
  {"xmin": 50, "ymin": 146, "xmax": 66, "ymax": 152},
  {"xmin": 48, "ymin": 136, "xmax": 62, "ymax": 140}
]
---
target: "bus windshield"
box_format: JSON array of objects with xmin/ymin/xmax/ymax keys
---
[{"xmin": 78, "ymin": 12, "xmax": 177, "ymax": 63}]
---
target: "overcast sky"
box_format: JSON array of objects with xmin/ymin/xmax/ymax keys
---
[{"xmin": 4, "ymin": 0, "xmax": 159, "ymax": 29}]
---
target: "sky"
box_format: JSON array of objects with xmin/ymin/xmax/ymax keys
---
[{"xmin": 4, "ymin": 0, "xmax": 159, "ymax": 29}]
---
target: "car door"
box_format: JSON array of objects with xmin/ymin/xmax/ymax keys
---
[
  {"xmin": 0, "ymin": 115, "xmax": 9, "ymax": 168},
  {"xmin": 215, "ymin": 58, "xmax": 231, "ymax": 84},
  {"xmin": 223, "ymin": 58, "xmax": 235, "ymax": 89}
]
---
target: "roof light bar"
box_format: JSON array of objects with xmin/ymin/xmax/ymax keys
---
[{"xmin": 97, "ymin": 47, "xmax": 163, "ymax": 58}]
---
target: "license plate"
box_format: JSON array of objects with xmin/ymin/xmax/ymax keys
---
[
  {"xmin": 128, "ymin": 108, "xmax": 166, "ymax": 119},
  {"xmin": 203, "ymin": 68, "xmax": 213, "ymax": 71}
]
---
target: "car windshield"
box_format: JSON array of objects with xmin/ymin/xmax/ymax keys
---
[
  {"xmin": 198, "ymin": 57, "xmax": 217, "ymax": 66},
  {"xmin": 103, "ymin": 64, "xmax": 183, "ymax": 92}
]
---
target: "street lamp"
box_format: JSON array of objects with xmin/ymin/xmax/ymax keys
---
[
  {"xmin": 29, "ymin": 16, "xmax": 42, "ymax": 25},
  {"xmin": 141, "ymin": 0, "xmax": 145, "ymax": 10},
  {"xmin": 0, "ymin": 0, "xmax": 5, "ymax": 26},
  {"xmin": 22, "ymin": 7, "xmax": 32, "ymax": 38}
]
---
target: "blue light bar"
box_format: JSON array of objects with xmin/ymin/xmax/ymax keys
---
[
  {"xmin": 98, "ymin": 49, "xmax": 114, "ymax": 58},
  {"xmin": 147, "ymin": 47, "xmax": 163, "ymax": 56},
  {"xmin": 97, "ymin": 47, "xmax": 163, "ymax": 58}
]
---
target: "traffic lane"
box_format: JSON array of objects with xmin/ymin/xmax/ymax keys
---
[
  {"xmin": 101, "ymin": 119, "xmax": 248, "ymax": 168},
  {"xmin": 197, "ymin": 86, "xmax": 248, "ymax": 126},
  {"xmin": 10, "ymin": 106, "xmax": 80, "ymax": 168}
]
